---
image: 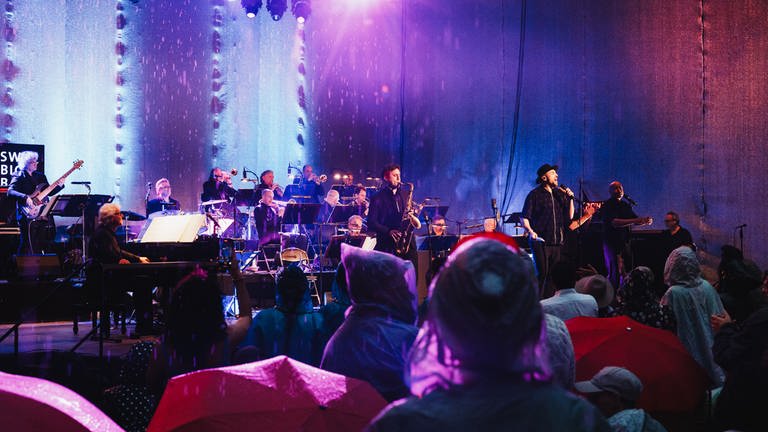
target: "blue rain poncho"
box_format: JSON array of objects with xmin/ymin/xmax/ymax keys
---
[
  {"xmin": 321, "ymin": 243, "xmax": 419, "ymax": 402},
  {"xmin": 661, "ymin": 246, "xmax": 725, "ymax": 386}
]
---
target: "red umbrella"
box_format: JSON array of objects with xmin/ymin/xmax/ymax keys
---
[
  {"xmin": 0, "ymin": 371, "xmax": 123, "ymax": 431},
  {"xmin": 147, "ymin": 355, "xmax": 388, "ymax": 432},
  {"xmin": 566, "ymin": 316, "xmax": 710, "ymax": 412}
]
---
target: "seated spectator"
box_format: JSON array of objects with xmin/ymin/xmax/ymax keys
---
[
  {"xmin": 102, "ymin": 341, "xmax": 157, "ymax": 432},
  {"xmin": 613, "ymin": 266, "xmax": 675, "ymax": 331},
  {"xmin": 575, "ymin": 367, "xmax": 667, "ymax": 432},
  {"xmin": 319, "ymin": 263, "xmax": 351, "ymax": 344},
  {"xmin": 543, "ymin": 313, "xmax": 575, "ymax": 389},
  {"xmin": 661, "ymin": 246, "xmax": 724, "ymax": 387},
  {"xmin": 710, "ymin": 307, "xmax": 768, "ymax": 431},
  {"xmin": 369, "ymin": 238, "xmax": 609, "ymax": 431},
  {"xmin": 321, "ymin": 244, "xmax": 419, "ymax": 402},
  {"xmin": 576, "ymin": 274, "xmax": 615, "ymax": 317},
  {"xmin": 717, "ymin": 245, "xmax": 764, "ymax": 322},
  {"xmin": 146, "ymin": 255, "xmax": 252, "ymax": 396},
  {"xmin": 238, "ymin": 266, "xmax": 324, "ymax": 366},
  {"xmin": 541, "ymin": 260, "xmax": 598, "ymax": 321}
]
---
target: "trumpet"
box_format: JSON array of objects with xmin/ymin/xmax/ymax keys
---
[
  {"xmin": 272, "ymin": 183, "xmax": 283, "ymax": 195},
  {"xmin": 314, "ymin": 174, "xmax": 328, "ymax": 185},
  {"xmin": 230, "ymin": 168, "xmax": 238, "ymax": 176}
]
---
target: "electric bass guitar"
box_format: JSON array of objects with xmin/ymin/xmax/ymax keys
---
[{"xmin": 20, "ymin": 159, "xmax": 84, "ymax": 219}]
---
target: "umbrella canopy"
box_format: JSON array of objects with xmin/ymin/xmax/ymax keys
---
[
  {"xmin": 148, "ymin": 355, "xmax": 388, "ymax": 432},
  {"xmin": 0, "ymin": 371, "xmax": 123, "ymax": 432},
  {"xmin": 566, "ymin": 316, "xmax": 710, "ymax": 412}
]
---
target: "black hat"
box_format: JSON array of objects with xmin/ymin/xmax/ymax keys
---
[{"xmin": 536, "ymin": 164, "xmax": 558, "ymax": 183}]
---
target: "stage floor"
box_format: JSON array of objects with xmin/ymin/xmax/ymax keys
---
[{"xmin": 0, "ymin": 321, "xmax": 155, "ymax": 358}]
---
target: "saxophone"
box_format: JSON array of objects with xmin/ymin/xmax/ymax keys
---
[{"xmin": 394, "ymin": 183, "xmax": 422, "ymax": 257}]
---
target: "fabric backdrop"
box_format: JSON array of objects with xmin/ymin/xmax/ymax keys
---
[{"xmin": 1, "ymin": 0, "xmax": 766, "ymax": 269}]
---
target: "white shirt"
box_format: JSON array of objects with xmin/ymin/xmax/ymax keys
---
[{"xmin": 540, "ymin": 288, "xmax": 598, "ymax": 322}]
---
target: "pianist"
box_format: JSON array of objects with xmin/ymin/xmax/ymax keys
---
[{"xmin": 87, "ymin": 203, "xmax": 152, "ymax": 334}]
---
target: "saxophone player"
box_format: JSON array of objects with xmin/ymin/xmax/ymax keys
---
[{"xmin": 368, "ymin": 164, "xmax": 420, "ymax": 264}]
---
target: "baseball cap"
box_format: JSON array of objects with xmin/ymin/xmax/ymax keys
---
[{"xmin": 574, "ymin": 366, "xmax": 643, "ymax": 402}]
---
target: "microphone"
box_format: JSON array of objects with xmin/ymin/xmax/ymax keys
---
[
  {"xmin": 288, "ymin": 164, "xmax": 291, "ymax": 176},
  {"xmin": 623, "ymin": 195, "xmax": 637, "ymax": 206},
  {"xmin": 71, "ymin": 181, "xmax": 92, "ymax": 185},
  {"xmin": 242, "ymin": 167, "xmax": 247, "ymax": 180},
  {"xmin": 491, "ymin": 198, "xmax": 499, "ymax": 223}
]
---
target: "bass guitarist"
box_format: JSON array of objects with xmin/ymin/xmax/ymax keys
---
[
  {"xmin": 368, "ymin": 164, "xmax": 421, "ymax": 266},
  {"xmin": 8, "ymin": 151, "xmax": 66, "ymax": 254}
]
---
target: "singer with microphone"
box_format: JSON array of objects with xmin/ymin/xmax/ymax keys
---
[
  {"xmin": 521, "ymin": 163, "xmax": 575, "ymax": 298},
  {"xmin": 601, "ymin": 181, "xmax": 653, "ymax": 288},
  {"xmin": 146, "ymin": 178, "xmax": 180, "ymax": 217}
]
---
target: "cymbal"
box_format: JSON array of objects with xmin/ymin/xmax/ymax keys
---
[
  {"xmin": 201, "ymin": 199, "xmax": 227, "ymax": 206},
  {"xmin": 120, "ymin": 210, "xmax": 147, "ymax": 221}
]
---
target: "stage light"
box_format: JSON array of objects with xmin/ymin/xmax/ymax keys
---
[
  {"xmin": 292, "ymin": 0, "xmax": 311, "ymax": 22},
  {"xmin": 267, "ymin": 0, "xmax": 287, "ymax": 21},
  {"xmin": 242, "ymin": 0, "xmax": 263, "ymax": 18}
]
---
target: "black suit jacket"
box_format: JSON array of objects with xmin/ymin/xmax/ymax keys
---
[
  {"xmin": 368, "ymin": 185, "xmax": 410, "ymax": 253},
  {"xmin": 88, "ymin": 225, "xmax": 141, "ymax": 264},
  {"xmin": 7, "ymin": 170, "xmax": 64, "ymax": 220}
]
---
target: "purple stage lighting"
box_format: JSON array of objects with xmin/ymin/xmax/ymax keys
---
[
  {"xmin": 267, "ymin": 0, "xmax": 288, "ymax": 21},
  {"xmin": 291, "ymin": 0, "xmax": 310, "ymax": 22},
  {"xmin": 242, "ymin": 0, "xmax": 263, "ymax": 18}
]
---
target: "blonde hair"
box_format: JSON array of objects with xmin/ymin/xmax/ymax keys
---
[
  {"xmin": 155, "ymin": 178, "xmax": 170, "ymax": 195},
  {"xmin": 98, "ymin": 203, "xmax": 122, "ymax": 227}
]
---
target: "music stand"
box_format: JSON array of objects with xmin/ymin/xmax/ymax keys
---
[
  {"xmin": 281, "ymin": 203, "xmax": 320, "ymax": 226},
  {"xmin": 503, "ymin": 212, "xmax": 523, "ymax": 225},
  {"xmin": 418, "ymin": 235, "xmax": 460, "ymax": 256},
  {"xmin": 328, "ymin": 204, "xmax": 356, "ymax": 224},
  {"xmin": 50, "ymin": 194, "xmax": 114, "ymax": 263},
  {"xmin": 419, "ymin": 205, "xmax": 449, "ymax": 224}
]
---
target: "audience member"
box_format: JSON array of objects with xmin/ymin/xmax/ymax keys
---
[
  {"xmin": 146, "ymin": 256, "xmax": 252, "ymax": 395},
  {"xmin": 319, "ymin": 263, "xmax": 351, "ymax": 345},
  {"xmin": 540, "ymin": 260, "xmax": 598, "ymax": 321},
  {"xmin": 660, "ymin": 246, "xmax": 724, "ymax": 387},
  {"xmin": 710, "ymin": 306, "xmax": 768, "ymax": 432},
  {"xmin": 368, "ymin": 238, "xmax": 609, "ymax": 431},
  {"xmin": 321, "ymin": 243, "xmax": 419, "ymax": 402},
  {"xmin": 102, "ymin": 341, "xmax": 156, "ymax": 432},
  {"xmin": 576, "ymin": 274, "xmax": 615, "ymax": 317},
  {"xmin": 543, "ymin": 313, "xmax": 576, "ymax": 389},
  {"xmin": 717, "ymin": 245, "xmax": 764, "ymax": 322},
  {"xmin": 575, "ymin": 367, "xmax": 667, "ymax": 432},
  {"xmin": 238, "ymin": 266, "xmax": 324, "ymax": 366},
  {"xmin": 612, "ymin": 266, "xmax": 675, "ymax": 331}
]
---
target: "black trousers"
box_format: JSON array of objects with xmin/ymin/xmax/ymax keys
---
[{"xmin": 530, "ymin": 240, "xmax": 561, "ymax": 299}]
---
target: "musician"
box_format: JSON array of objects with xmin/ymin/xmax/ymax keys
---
[
  {"xmin": 662, "ymin": 211, "xmax": 694, "ymax": 255},
  {"xmin": 253, "ymin": 189, "xmax": 282, "ymax": 247},
  {"xmin": 324, "ymin": 215, "xmax": 368, "ymax": 267},
  {"xmin": 146, "ymin": 178, "xmax": 180, "ymax": 216},
  {"xmin": 201, "ymin": 167, "xmax": 237, "ymax": 204},
  {"xmin": 7, "ymin": 151, "xmax": 65, "ymax": 254},
  {"xmin": 288, "ymin": 164, "xmax": 324, "ymax": 203},
  {"xmin": 368, "ymin": 164, "xmax": 420, "ymax": 263},
  {"xmin": 351, "ymin": 186, "xmax": 369, "ymax": 217},
  {"xmin": 316, "ymin": 189, "xmax": 340, "ymax": 224},
  {"xmin": 87, "ymin": 203, "xmax": 152, "ymax": 334},
  {"xmin": 601, "ymin": 181, "xmax": 652, "ymax": 288},
  {"xmin": 521, "ymin": 163, "xmax": 575, "ymax": 298},
  {"xmin": 256, "ymin": 169, "xmax": 283, "ymax": 201},
  {"xmin": 483, "ymin": 217, "xmax": 498, "ymax": 233},
  {"xmin": 430, "ymin": 214, "xmax": 447, "ymax": 236}
]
